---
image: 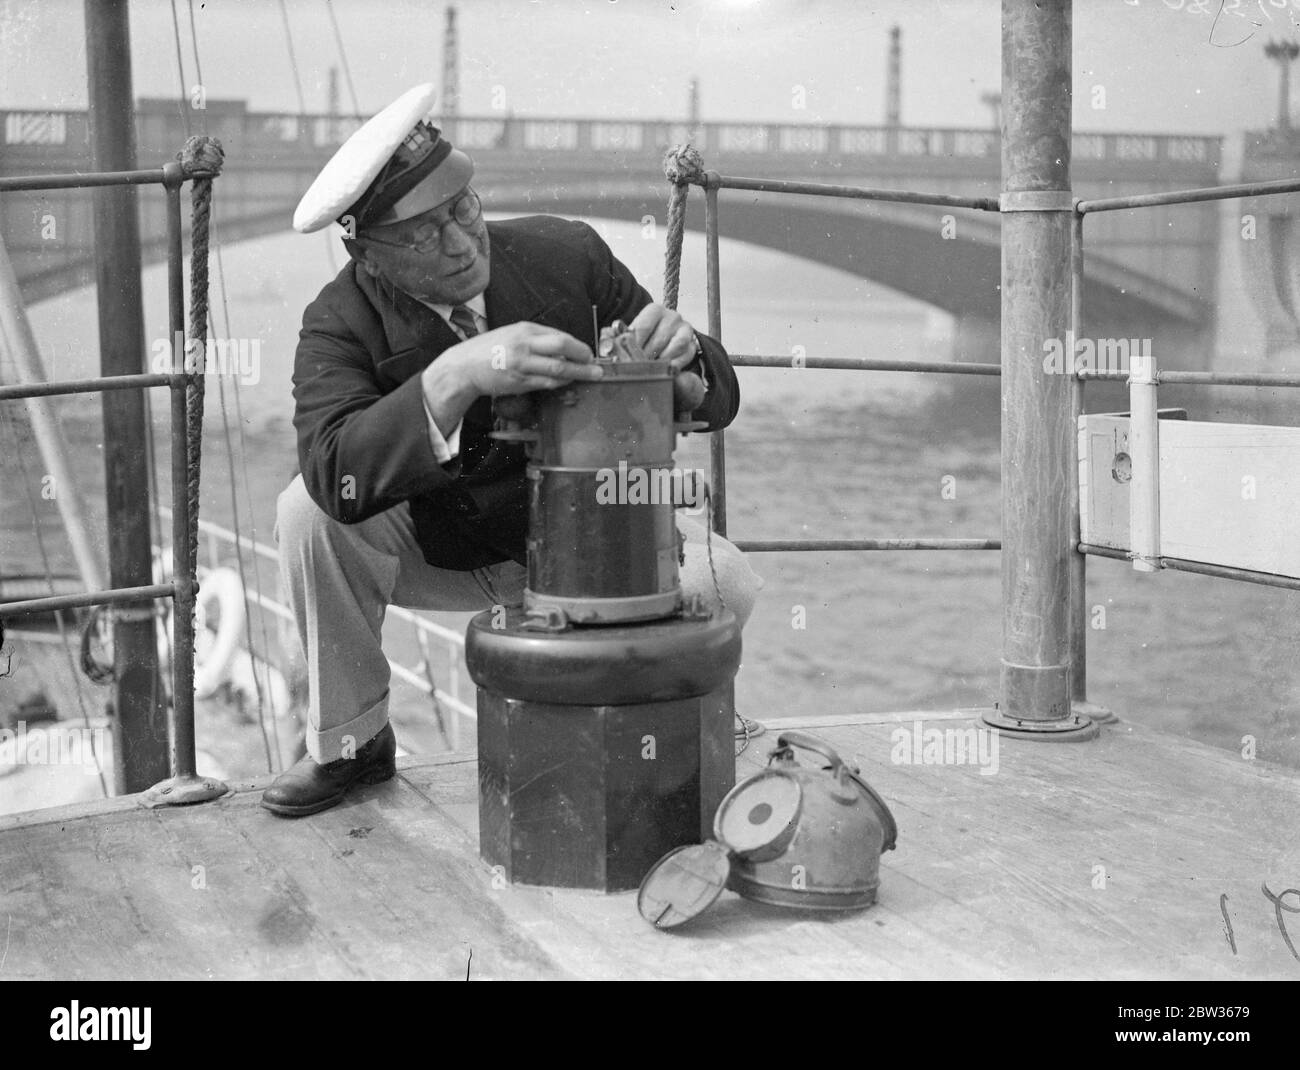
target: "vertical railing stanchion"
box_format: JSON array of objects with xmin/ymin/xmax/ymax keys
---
[
  {"xmin": 1068, "ymin": 209, "xmax": 1115, "ymax": 723},
  {"xmin": 1069, "ymin": 207, "xmax": 1088, "ymax": 702},
  {"xmin": 165, "ymin": 167, "xmax": 197, "ymax": 781},
  {"xmin": 1129, "ymin": 353, "xmax": 1161, "ymax": 573},
  {"xmin": 985, "ymin": 0, "xmax": 1096, "ymax": 739},
  {"xmin": 702, "ymin": 170, "xmax": 744, "ymax": 743},
  {"xmin": 703, "ymin": 172, "xmax": 727, "ymax": 537},
  {"xmin": 141, "ymin": 162, "xmax": 226, "ymax": 806}
]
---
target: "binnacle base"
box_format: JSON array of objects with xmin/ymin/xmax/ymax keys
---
[
  {"xmin": 475, "ymin": 687, "xmax": 735, "ymax": 892},
  {"xmin": 468, "ymin": 606, "xmax": 740, "ymax": 892}
]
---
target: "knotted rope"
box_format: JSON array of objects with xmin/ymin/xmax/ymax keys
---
[
  {"xmin": 662, "ymin": 143, "xmax": 727, "ymax": 616},
  {"xmin": 661, "ymin": 143, "xmax": 705, "ymax": 311},
  {"xmin": 660, "ymin": 144, "xmax": 758, "ymax": 753},
  {"xmin": 176, "ymin": 135, "xmax": 224, "ymax": 614}
]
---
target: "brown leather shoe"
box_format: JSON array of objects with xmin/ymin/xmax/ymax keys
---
[{"xmin": 260, "ymin": 723, "xmax": 397, "ymax": 816}]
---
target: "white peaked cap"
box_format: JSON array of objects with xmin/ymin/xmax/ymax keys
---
[{"xmin": 293, "ymin": 83, "xmax": 445, "ymax": 234}]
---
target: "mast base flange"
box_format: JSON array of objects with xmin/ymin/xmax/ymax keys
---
[
  {"xmin": 140, "ymin": 773, "xmax": 229, "ymax": 808},
  {"xmin": 980, "ymin": 710, "xmax": 1100, "ymax": 741}
]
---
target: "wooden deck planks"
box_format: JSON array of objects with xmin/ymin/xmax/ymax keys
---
[
  {"xmin": 0, "ymin": 716, "xmax": 1296, "ymax": 979},
  {"xmin": 150, "ymin": 799, "xmax": 351, "ymax": 980},
  {"xmin": 824, "ymin": 719, "xmax": 1297, "ymax": 977}
]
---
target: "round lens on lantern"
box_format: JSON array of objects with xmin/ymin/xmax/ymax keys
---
[{"xmin": 714, "ymin": 770, "xmax": 802, "ymax": 861}]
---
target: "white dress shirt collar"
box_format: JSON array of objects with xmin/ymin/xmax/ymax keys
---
[{"xmin": 421, "ymin": 292, "xmax": 487, "ymax": 334}]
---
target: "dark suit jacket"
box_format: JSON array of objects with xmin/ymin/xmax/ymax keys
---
[{"xmin": 292, "ymin": 215, "xmax": 740, "ymax": 570}]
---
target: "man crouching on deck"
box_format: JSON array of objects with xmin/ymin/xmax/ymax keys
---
[{"xmin": 264, "ymin": 84, "xmax": 762, "ymax": 815}]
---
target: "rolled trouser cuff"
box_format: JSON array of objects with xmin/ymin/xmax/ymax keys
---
[{"xmin": 308, "ymin": 691, "xmax": 391, "ymax": 764}]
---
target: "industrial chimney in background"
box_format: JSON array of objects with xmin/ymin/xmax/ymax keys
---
[
  {"xmin": 886, "ymin": 24, "xmax": 901, "ymax": 128},
  {"xmin": 442, "ymin": 5, "xmax": 459, "ymax": 121}
]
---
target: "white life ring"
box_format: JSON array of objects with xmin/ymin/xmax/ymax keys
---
[
  {"xmin": 154, "ymin": 555, "xmax": 247, "ymax": 700},
  {"xmin": 191, "ymin": 567, "xmax": 246, "ymax": 699}
]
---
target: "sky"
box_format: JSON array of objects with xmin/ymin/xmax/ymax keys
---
[{"xmin": 0, "ymin": 0, "xmax": 1296, "ymax": 135}]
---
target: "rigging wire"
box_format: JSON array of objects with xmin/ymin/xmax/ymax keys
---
[
  {"xmin": 185, "ymin": 0, "xmax": 208, "ymax": 134},
  {"xmin": 166, "ymin": 0, "xmax": 191, "ymax": 131},
  {"xmin": 217, "ymin": 289, "xmax": 290, "ymax": 773},
  {"xmin": 278, "ymin": 0, "xmax": 310, "ymax": 118},
  {"xmin": 190, "ymin": 0, "xmax": 278, "ymax": 769},
  {"xmin": 182, "ymin": 8, "xmax": 282, "ymax": 774},
  {"xmin": 324, "ymin": 0, "xmax": 362, "ymax": 115},
  {"xmin": 216, "ymin": 369, "xmax": 279, "ymax": 773}
]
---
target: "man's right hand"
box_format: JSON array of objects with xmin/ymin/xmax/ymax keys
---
[
  {"xmin": 421, "ymin": 322, "xmax": 601, "ymax": 448},
  {"xmin": 445, "ymin": 321, "xmax": 602, "ymax": 397}
]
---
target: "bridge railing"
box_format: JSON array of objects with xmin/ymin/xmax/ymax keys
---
[{"xmin": 0, "ymin": 107, "xmax": 1222, "ymax": 170}]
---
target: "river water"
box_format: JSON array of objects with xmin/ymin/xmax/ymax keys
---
[{"xmin": 13, "ymin": 214, "xmax": 1300, "ymax": 772}]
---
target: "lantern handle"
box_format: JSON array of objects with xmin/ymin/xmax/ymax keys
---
[
  {"xmin": 774, "ymin": 730, "xmax": 848, "ymax": 774},
  {"xmin": 775, "ymin": 732, "xmax": 899, "ymax": 845},
  {"xmin": 773, "ymin": 731, "xmax": 859, "ymax": 800}
]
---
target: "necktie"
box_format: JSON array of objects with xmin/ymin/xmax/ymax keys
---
[{"xmin": 449, "ymin": 304, "xmax": 479, "ymax": 339}]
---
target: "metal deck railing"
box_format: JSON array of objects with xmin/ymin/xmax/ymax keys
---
[
  {"xmin": 4, "ymin": 135, "xmax": 1297, "ymax": 805},
  {"xmin": 0, "ymin": 161, "xmax": 213, "ymax": 797},
  {"xmin": 676, "ymin": 165, "xmax": 1300, "ymax": 712},
  {"xmin": 155, "ymin": 505, "xmax": 476, "ymax": 752}
]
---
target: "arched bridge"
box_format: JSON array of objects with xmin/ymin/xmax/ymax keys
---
[{"xmin": 1, "ymin": 101, "xmax": 1222, "ymax": 360}]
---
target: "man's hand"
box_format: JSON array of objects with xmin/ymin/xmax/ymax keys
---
[
  {"xmin": 422, "ymin": 322, "xmax": 600, "ymax": 442},
  {"xmin": 629, "ymin": 303, "xmax": 696, "ymax": 369},
  {"xmin": 629, "ymin": 303, "xmax": 707, "ymax": 414},
  {"xmin": 447, "ymin": 321, "xmax": 601, "ymax": 396}
]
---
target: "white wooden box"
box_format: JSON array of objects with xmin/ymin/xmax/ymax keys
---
[{"xmin": 1079, "ymin": 414, "xmax": 1300, "ymax": 578}]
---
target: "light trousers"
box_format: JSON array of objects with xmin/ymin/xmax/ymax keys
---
[{"xmin": 275, "ymin": 475, "xmax": 762, "ymax": 762}]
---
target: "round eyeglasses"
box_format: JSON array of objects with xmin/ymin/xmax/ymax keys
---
[{"xmin": 361, "ymin": 189, "xmax": 482, "ymax": 254}]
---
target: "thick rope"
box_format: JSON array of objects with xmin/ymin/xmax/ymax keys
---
[
  {"xmin": 660, "ymin": 152, "xmax": 758, "ymax": 754},
  {"xmin": 177, "ymin": 135, "xmax": 224, "ymax": 645},
  {"xmin": 661, "ymin": 144, "xmax": 705, "ymax": 311}
]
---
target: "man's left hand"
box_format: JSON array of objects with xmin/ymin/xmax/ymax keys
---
[
  {"xmin": 630, "ymin": 304, "xmax": 697, "ymax": 370},
  {"xmin": 629, "ymin": 303, "xmax": 707, "ymax": 413}
]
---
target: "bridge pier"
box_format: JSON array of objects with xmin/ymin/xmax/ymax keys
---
[{"xmin": 1213, "ymin": 186, "xmax": 1300, "ymax": 420}]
